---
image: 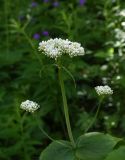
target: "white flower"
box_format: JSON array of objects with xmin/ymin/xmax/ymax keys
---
[
  {"xmin": 114, "ymin": 28, "xmax": 125, "ymax": 42},
  {"xmin": 111, "ymin": 122, "xmax": 115, "ymax": 126},
  {"xmin": 38, "ymin": 38, "xmax": 85, "ymax": 59},
  {"xmin": 119, "ymin": 10, "xmax": 125, "ymax": 17},
  {"xmin": 121, "ymin": 22, "xmax": 125, "ymax": 27},
  {"xmin": 95, "ymin": 85, "xmax": 113, "ymax": 96},
  {"xmin": 20, "ymin": 100, "xmax": 40, "ymax": 113},
  {"xmin": 101, "ymin": 65, "xmax": 108, "ymax": 71},
  {"xmin": 116, "ymin": 75, "xmax": 121, "ymax": 80}
]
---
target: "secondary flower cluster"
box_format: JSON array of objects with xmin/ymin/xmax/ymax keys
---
[
  {"xmin": 20, "ymin": 100, "xmax": 40, "ymax": 113},
  {"xmin": 95, "ymin": 85, "xmax": 113, "ymax": 96},
  {"xmin": 38, "ymin": 38, "xmax": 85, "ymax": 59}
]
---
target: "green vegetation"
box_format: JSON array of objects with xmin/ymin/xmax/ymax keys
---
[{"xmin": 0, "ymin": 0, "xmax": 125, "ymax": 159}]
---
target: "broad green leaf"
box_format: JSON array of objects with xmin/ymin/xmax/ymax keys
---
[
  {"xmin": 39, "ymin": 140, "xmax": 75, "ymax": 160},
  {"xmin": 76, "ymin": 132, "xmax": 121, "ymax": 160},
  {"xmin": 104, "ymin": 146, "xmax": 125, "ymax": 160}
]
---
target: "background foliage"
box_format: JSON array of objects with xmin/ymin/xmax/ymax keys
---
[{"xmin": 0, "ymin": 0, "xmax": 125, "ymax": 159}]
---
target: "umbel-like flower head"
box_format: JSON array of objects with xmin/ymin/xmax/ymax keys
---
[
  {"xmin": 20, "ymin": 100, "xmax": 40, "ymax": 113},
  {"xmin": 95, "ymin": 85, "xmax": 113, "ymax": 96},
  {"xmin": 38, "ymin": 38, "xmax": 85, "ymax": 59}
]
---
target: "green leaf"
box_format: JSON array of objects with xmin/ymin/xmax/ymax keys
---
[
  {"xmin": 76, "ymin": 132, "xmax": 121, "ymax": 160},
  {"xmin": 95, "ymin": 48, "xmax": 114, "ymax": 58},
  {"xmin": 104, "ymin": 146, "xmax": 125, "ymax": 160},
  {"xmin": 0, "ymin": 50, "xmax": 23, "ymax": 66},
  {"xmin": 39, "ymin": 140, "xmax": 75, "ymax": 160}
]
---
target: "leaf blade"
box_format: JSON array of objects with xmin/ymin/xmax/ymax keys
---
[
  {"xmin": 39, "ymin": 140, "xmax": 75, "ymax": 160},
  {"xmin": 76, "ymin": 132, "xmax": 121, "ymax": 160}
]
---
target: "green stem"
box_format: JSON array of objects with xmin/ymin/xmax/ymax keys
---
[
  {"xmin": 34, "ymin": 114, "xmax": 68, "ymax": 146},
  {"xmin": 21, "ymin": 30, "xmax": 43, "ymax": 65},
  {"xmin": 33, "ymin": 114, "xmax": 55, "ymax": 142},
  {"xmin": 58, "ymin": 66, "xmax": 75, "ymax": 147},
  {"xmin": 15, "ymin": 100, "xmax": 28, "ymax": 160},
  {"xmin": 4, "ymin": 0, "xmax": 9, "ymax": 53},
  {"xmin": 84, "ymin": 97, "xmax": 104, "ymax": 133}
]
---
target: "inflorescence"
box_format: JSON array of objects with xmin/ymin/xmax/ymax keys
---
[
  {"xmin": 95, "ymin": 85, "xmax": 113, "ymax": 96},
  {"xmin": 20, "ymin": 100, "xmax": 40, "ymax": 113},
  {"xmin": 38, "ymin": 38, "xmax": 85, "ymax": 59}
]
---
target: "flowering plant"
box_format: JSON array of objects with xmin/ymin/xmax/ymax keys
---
[{"xmin": 20, "ymin": 38, "xmax": 125, "ymax": 160}]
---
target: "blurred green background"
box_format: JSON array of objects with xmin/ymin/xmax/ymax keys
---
[{"xmin": 1, "ymin": 0, "xmax": 125, "ymax": 159}]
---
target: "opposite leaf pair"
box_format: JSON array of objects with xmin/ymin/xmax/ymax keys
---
[{"xmin": 40, "ymin": 132, "xmax": 122, "ymax": 160}]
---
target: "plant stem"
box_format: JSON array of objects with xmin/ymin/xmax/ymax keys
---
[
  {"xmin": 15, "ymin": 99, "xmax": 28, "ymax": 160},
  {"xmin": 84, "ymin": 97, "xmax": 104, "ymax": 133},
  {"xmin": 58, "ymin": 66, "xmax": 75, "ymax": 147},
  {"xmin": 4, "ymin": 0, "xmax": 9, "ymax": 53},
  {"xmin": 33, "ymin": 114, "xmax": 55, "ymax": 142},
  {"xmin": 21, "ymin": 30, "xmax": 43, "ymax": 66}
]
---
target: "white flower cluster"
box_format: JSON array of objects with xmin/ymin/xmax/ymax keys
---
[
  {"xmin": 114, "ymin": 28, "xmax": 125, "ymax": 47},
  {"xmin": 115, "ymin": 29, "xmax": 125, "ymax": 41},
  {"xmin": 38, "ymin": 38, "xmax": 85, "ymax": 59},
  {"xmin": 20, "ymin": 100, "xmax": 40, "ymax": 113},
  {"xmin": 95, "ymin": 85, "xmax": 113, "ymax": 96}
]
